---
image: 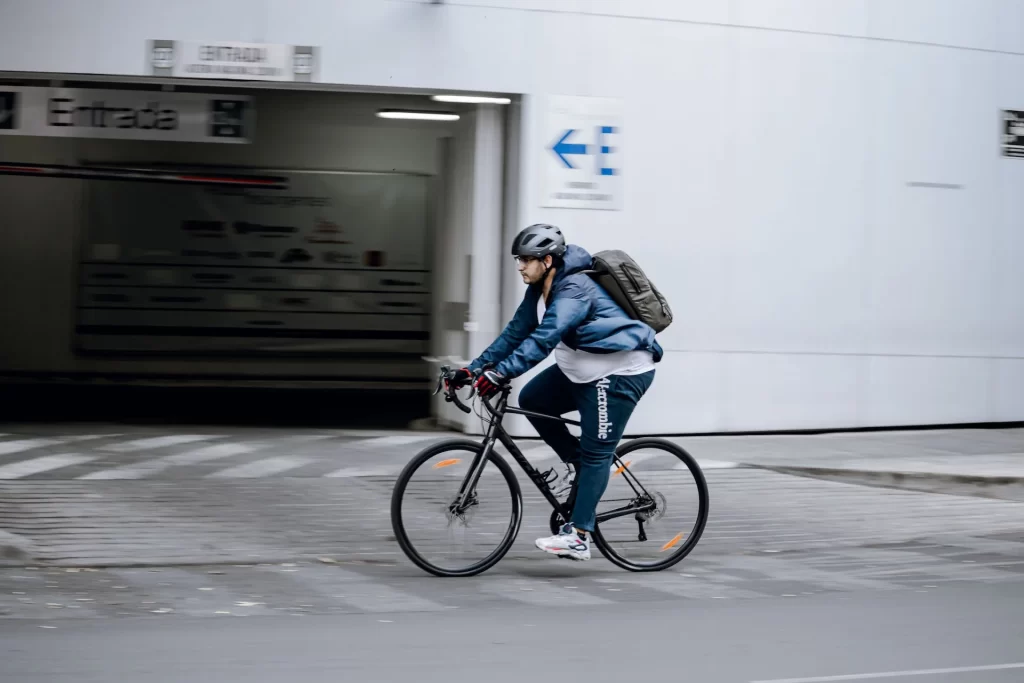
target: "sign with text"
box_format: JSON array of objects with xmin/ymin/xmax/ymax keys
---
[
  {"xmin": 74, "ymin": 170, "xmax": 430, "ymax": 357},
  {"xmin": 0, "ymin": 86, "xmax": 252, "ymax": 143},
  {"xmin": 148, "ymin": 40, "xmax": 319, "ymax": 82},
  {"xmin": 540, "ymin": 95, "xmax": 624, "ymax": 210},
  {"xmin": 1003, "ymin": 109, "xmax": 1024, "ymax": 158}
]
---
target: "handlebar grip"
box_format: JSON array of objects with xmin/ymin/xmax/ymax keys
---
[{"xmin": 448, "ymin": 390, "xmax": 472, "ymax": 414}]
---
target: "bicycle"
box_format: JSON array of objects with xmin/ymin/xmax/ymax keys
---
[{"xmin": 390, "ymin": 365, "xmax": 710, "ymax": 577}]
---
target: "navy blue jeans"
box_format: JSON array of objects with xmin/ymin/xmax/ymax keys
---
[{"xmin": 518, "ymin": 365, "xmax": 655, "ymax": 533}]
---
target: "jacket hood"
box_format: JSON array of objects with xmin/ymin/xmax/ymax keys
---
[{"xmin": 556, "ymin": 244, "xmax": 592, "ymax": 279}]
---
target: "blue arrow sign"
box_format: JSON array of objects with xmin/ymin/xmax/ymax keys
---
[{"xmin": 550, "ymin": 129, "xmax": 588, "ymax": 169}]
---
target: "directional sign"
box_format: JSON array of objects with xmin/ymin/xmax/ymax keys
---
[{"xmin": 540, "ymin": 95, "xmax": 623, "ymax": 210}]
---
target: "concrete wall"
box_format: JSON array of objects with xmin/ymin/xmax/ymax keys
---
[
  {"xmin": 429, "ymin": 106, "xmax": 506, "ymax": 432},
  {"xmin": 2, "ymin": 0, "xmax": 1022, "ymax": 431}
]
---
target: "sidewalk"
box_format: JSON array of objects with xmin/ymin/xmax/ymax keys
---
[
  {"xmin": 1, "ymin": 424, "xmax": 1022, "ymax": 567},
  {"xmin": 686, "ymin": 427, "xmax": 1024, "ymax": 499}
]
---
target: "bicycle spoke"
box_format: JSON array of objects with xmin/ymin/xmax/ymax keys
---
[{"xmin": 593, "ymin": 439, "xmax": 710, "ymax": 572}]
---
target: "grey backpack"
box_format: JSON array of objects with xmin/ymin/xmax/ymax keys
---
[{"xmin": 586, "ymin": 250, "xmax": 673, "ymax": 333}]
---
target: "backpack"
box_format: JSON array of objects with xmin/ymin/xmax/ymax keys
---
[{"xmin": 585, "ymin": 250, "xmax": 673, "ymax": 333}]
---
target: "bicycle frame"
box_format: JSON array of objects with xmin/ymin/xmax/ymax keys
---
[{"xmin": 450, "ymin": 386, "xmax": 656, "ymax": 525}]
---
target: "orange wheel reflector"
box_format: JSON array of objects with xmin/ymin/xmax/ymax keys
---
[
  {"xmin": 661, "ymin": 533, "xmax": 685, "ymax": 552},
  {"xmin": 433, "ymin": 459, "xmax": 461, "ymax": 469}
]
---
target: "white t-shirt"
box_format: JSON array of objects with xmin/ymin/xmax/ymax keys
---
[{"xmin": 537, "ymin": 297, "xmax": 655, "ymax": 384}]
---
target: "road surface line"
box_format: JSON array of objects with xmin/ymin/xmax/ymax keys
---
[
  {"xmin": 324, "ymin": 465, "xmax": 398, "ymax": 478},
  {"xmin": 206, "ymin": 456, "xmax": 313, "ymax": 478},
  {"xmin": 79, "ymin": 443, "xmax": 256, "ymax": 480},
  {"xmin": 0, "ymin": 439, "xmax": 59, "ymax": 456},
  {"xmin": 350, "ymin": 435, "xmax": 439, "ymax": 448},
  {"xmin": 751, "ymin": 661, "xmax": 1024, "ymax": 683},
  {"xmin": 523, "ymin": 447, "xmax": 559, "ymax": 464},
  {"xmin": 100, "ymin": 434, "xmax": 220, "ymax": 452},
  {"xmin": 0, "ymin": 454, "xmax": 99, "ymax": 479}
]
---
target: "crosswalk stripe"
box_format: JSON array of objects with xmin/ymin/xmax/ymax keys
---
[
  {"xmin": 100, "ymin": 434, "xmax": 221, "ymax": 453},
  {"xmin": 350, "ymin": 435, "xmax": 439, "ymax": 448},
  {"xmin": 0, "ymin": 454, "xmax": 99, "ymax": 479},
  {"xmin": 206, "ymin": 456, "xmax": 314, "ymax": 478},
  {"xmin": 0, "ymin": 438, "xmax": 59, "ymax": 456},
  {"xmin": 56, "ymin": 434, "xmax": 119, "ymax": 443},
  {"xmin": 524, "ymin": 447, "xmax": 559, "ymax": 464},
  {"xmin": 324, "ymin": 465, "xmax": 397, "ymax": 478},
  {"xmin": 268, "ymin": 564, "xmax": 447, "ymax": 613},
  {"xmin": 478, "ymin": 578, "xmax": 614, "ymax": 606},
  {"xmin": 693, "ymin": 459, "xmax": 739, "ymax": 470},
  {"xmin": 78, "ymin": 443, "xmax": 256, "ymax": 480}
]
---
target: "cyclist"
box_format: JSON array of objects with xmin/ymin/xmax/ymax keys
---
[{"xmin": 447, "ymin": 224, "xmax": 663, "ymax": 561}]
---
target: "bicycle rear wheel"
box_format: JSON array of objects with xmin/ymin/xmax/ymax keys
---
[
  {"xmin": 591, "ymin": 437, "xmax": 709, "ymax": 572},
  {"xmin": 390, "ymin": 439, "xmax": 522, "ymax": 577}
]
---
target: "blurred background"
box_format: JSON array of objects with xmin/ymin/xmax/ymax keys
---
[{"xmin": 0, "ymin": 2, "xmax": 1022, "ymax": 682}]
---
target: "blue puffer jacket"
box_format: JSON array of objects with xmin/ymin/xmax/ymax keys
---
[{"xmin": 468, "ymin": 244, "xmax": 664, "ymax": 380}]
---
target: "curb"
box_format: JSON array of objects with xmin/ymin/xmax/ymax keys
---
[{"xmin": 749, "ymin": 464, "xmax": 1024, "ymax": 501}]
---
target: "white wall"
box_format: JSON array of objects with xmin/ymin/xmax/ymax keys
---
[
  {"xmin": 2, "ymin": 0, "xmax": 1022, "ymax": 431},
  {"xmin": 0, "ymin": 89, "xmax": 459, "ymax": 384},
  {"xmin": 430, "ymin": 106, "xmax": 506, "ymax": 432}
]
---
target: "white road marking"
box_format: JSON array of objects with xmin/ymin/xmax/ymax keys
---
[
  {"xmin": 523, "ymin": 447, "xmax": 559, "ymax": 464},
  {"xmin": 100, "ymin": 434, "xmax": 220, "ymax": 453},
  {"xmin": 78, "ymin": 443, "xmax": 255, "ymax": 480},
  {"xmin": 350, "ymin": 435, "xmax": 439, "ymax": 448},
  {"xmin": 55, "ymin": 434, "xmax": 118, "ymax": 443},
  {"xmin": 751, "ymin": 661, "xmax": 1024, "ymax": 683},
  {"xmin": 0, "ymin": 454, "xmax": 99, "ymax": 479},
  {"xmin": 0, "ymin": 439, "xmax": 59, "ymax": 456},
  {"xmin": 324, "ymin": 466, "xmax": 397, "ymax": 478},
  {"xmin": 479, "ymin": 579, "xmax": 613, "ymax": 607},
  {"xmin": 207, "ymin": 456, "xmax": 313, "ymax": 478},
  {"xmin": 697, "ymin": 459, "xmax": 740, "ymax": 470}
]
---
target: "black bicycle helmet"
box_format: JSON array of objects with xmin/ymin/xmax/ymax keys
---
[{"xmin": 510, "ymin": 223, "xmax": 567, "ymax": 259}]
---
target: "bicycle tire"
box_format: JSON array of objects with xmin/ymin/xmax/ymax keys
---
[
  {"xmin": 390, "ymin": 439, "xmax": 523, "ymax": 578},
  {"xmin": 591, "ymin": 437, "xmax": 709, "ymax": 572}
]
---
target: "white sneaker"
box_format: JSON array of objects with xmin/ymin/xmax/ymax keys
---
[{"xmin": 535, "ymin": 523, "xmax": 591, "ymax": 561}]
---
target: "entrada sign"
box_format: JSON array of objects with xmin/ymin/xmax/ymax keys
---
[{"xmin": 0, "ymin": 86, "xmax": 252, "ymax": 143}]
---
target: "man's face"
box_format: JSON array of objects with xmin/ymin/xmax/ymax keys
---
[{"xmin": 516, "ymin": 255, "xmax": 551, "ymax": 285}]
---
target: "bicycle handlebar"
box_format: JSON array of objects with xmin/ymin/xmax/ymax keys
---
[
  {"xmin": 434, "ymin": 365, "xmax": 473, "ymax": 414},
  {"xmin": 434, "ymin": 365, "xmax": 508, "ymax": 416}
]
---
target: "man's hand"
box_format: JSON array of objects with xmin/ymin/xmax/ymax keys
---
[
  {"xmin": 473, "ymin": 369, "xmax": 506, "ymax": 398},
  {"xmin": 445, "ymin": 368, "xmax": 473, "ymax": 390}
]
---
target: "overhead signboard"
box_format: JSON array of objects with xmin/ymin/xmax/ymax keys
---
[
  {"xmin": 540, "ymin": 95, "xmax": 624, "ymax": 210},
  {"xmin": 0, "ymin": 86, "xmax": 252, "ymax": 143},
  {"xmin": 1003, "ymin": 109, "xmax": 1024, "ymax": 158},
  {"xmin": 148, "ymin": 40, "xmax": 319, "ymax": 82}
]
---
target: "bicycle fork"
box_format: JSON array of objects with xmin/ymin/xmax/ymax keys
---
[{"xmin": 451, "ymin": 401, "xmax": 505, "ymax": 515}]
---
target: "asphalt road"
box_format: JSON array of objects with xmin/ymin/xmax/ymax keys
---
[
  {"xmin": 2, "ymin": 581, "xmax": 1022, "ymax": 683},
  {"xmin": 2, "ymin": 424, "xmax": 1023, "ymax": 681}
]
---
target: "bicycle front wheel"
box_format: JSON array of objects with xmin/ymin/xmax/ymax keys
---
[
  {"xmin": 390, "ymin": 439, "xmax": 523, "ymax": 577},
  {"xmin": 591, "ymin": 437, "xmax": 709, "ymax": 572}
]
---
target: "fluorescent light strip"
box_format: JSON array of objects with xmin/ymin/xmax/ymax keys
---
[
  {"xmin": 431, "ymin": 95, "xmax": 512, "ymax": 105},
  {"xmin": 376, "ymin": 110, "xmax": 460, "ymax": 121}
]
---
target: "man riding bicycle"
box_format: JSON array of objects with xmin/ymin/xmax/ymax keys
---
[{"xmin": 447, "ymin": 224, "xmax": 663, "ymax": 561}]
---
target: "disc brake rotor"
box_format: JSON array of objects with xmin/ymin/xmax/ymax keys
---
[{"xmin": 636, "ymin": 491, "xmax": 667, "ymax": 523}]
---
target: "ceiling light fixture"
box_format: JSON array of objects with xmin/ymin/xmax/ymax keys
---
[
  {"xmin": 376, "ymin": 110, "xmax": 460, "ymax": 121},
  {"xmin": 430, "ymin": 95, "xmax": 512, "ymax": 105}
]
